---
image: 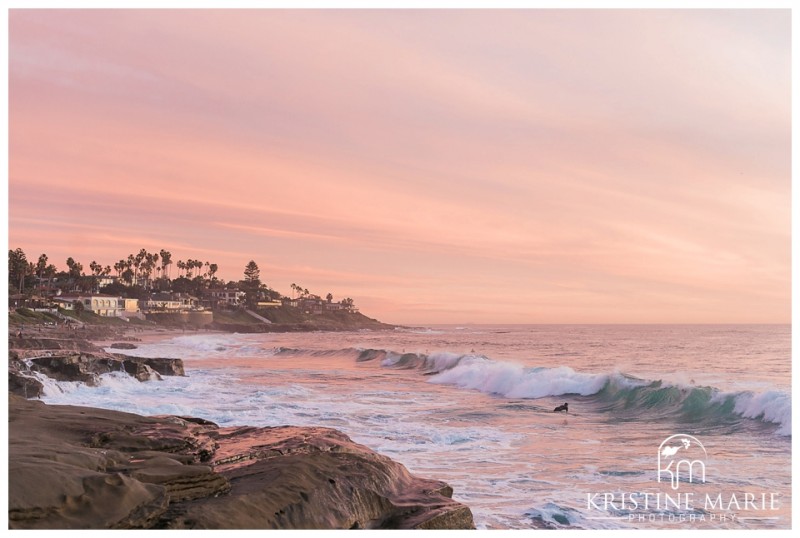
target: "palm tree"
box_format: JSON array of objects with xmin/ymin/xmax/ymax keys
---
[
  {"xmin": 140, "ymin": 254, "xmax": 153, "ymax": 289},
  {"xmin": 36, "ymin": 254, "xmax": 48, "ymax": 295},
  {"xmin": 36, "ymin": 253, "xmax": 48, "ymax": 280},
  {"xmin": 127, "ymin": 254, "xmax": 135, "ymax": 283},
  {"xmin": 159, "ymin": 249, "xmax": 172, "ymax": 280},
  {"xmin": 66, "ymin": 258, "xmax": 83, "ymax": 290},
  {"xmin": 133, "ymin": 249, "xmax": 147, "ymax": 285},
  {"xmin": 43, "ymin": 263, "xmax": 57, "ymax": 293},
  {"xmin": 122, "ymin": 267, "xmax": 134, "ymax": 285},
  {"xmin": 145, "ymin": 252, "xmax": 159, "ymax": 289},
  {"xmin": 89, "ymin": 261, "xmax": 103, "ymax": 293}
]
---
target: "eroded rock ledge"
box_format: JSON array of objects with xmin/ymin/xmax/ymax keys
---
[
  {"xmin": 8, "ymin": 396, "xmax": 475, "ymax": 529},
  {"xmin": 8, "ymin": 336, "xmax": 185, "ymax": 398}
]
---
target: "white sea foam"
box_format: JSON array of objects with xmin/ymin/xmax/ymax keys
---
[
  {"xmin": 425, "ymin": 351, "xmax": 480, "ymax": 372},
  {"xmin": 731, "ymin": 390, "xmax": 792, "ymax": 436},
  {"xmin": 34, "ymin": 372, "xmax": 83, "ymax": 397},
  {"xmin": 424, "ymin": 355, "xmax": 792, "ymax": 436},
  {"xmin": 111, "ymin": 333, "xmax": 275, "ymax": 359},
  {"xmin": 428, "ymin": 358, "xmax": 610, "ymax": 399}
]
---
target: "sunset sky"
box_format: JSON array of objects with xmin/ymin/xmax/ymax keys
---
[{"xmin": 7, "ymin": 8, "xmax": 791, "ymax": 324}]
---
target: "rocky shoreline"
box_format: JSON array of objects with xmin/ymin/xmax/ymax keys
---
[
  {"xmin": 7, "ymin": 333, "xmax": 475, "ymax": 530},
  {"xmin": 9, "ymin": 333, "xmax": 184, "ymax": 398}
]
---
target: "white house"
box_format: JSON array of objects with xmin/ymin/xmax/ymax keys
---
[
  {"xmin": 257, "ymin": 300, "xmax": 283, "ymax": 308},
  {"xmin": 142, "ymin": 293, "xmax": 200, "ymax": 311},
  {"xmin": 208, "ymin": 289, "xmax": 246, "ymax": 307},
  {"xmin": 54, "ymin": 294, "xmax": 124, "ymax": 317},
  {"xmin": 94, "ymin": 275, "xmax": 118, "ymax": 290}
]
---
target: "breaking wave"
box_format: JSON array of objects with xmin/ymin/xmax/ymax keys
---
[
  {"xmin": 120, "ymin": 335, "xmax": 791, "ymax": 437},
  {"xmin": 355, "ymin": 348, "xmax": 791, "ymax": 436}
]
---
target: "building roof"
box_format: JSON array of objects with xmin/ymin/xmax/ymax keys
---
[{"xmin": 55, "ymin": 294, "xmax": 121, "ymax": 300}]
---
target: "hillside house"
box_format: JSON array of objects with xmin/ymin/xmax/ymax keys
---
[
  {"xmin": 53, "ymin": 294, "xmax": 124, "ymax": 317},
  {"xmin": 142, "ymin": 293, "xmax": 200, "ymax": 312},
  {"xmin": 207, "ymin": 289, "xmax": 246, "ymax": 308},
  {"xmin": 257, "ymin": 300, "xmax": 283, "ymax": 308}
]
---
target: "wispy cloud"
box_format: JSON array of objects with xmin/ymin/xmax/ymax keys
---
[{"xmin": 8, "ymin": 9, "xmax": 790, "ymax": 324}]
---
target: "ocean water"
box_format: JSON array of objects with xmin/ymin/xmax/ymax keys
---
[{"xmin": 33, "ymin": 324, "xmax": 791, "ymax": 529}]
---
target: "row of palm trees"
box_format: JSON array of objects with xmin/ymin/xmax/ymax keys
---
[
  {"xmin": 11, "ymin": 247, "xmax": 356, "ymax": 310},
  {"xmin": 289, "ymin": 283, "xmax": 353, "ymax": 308},
  {"xmin": 290, "ymin": 283, "xmax": 310, "ymax": 298},
  {"xmin": 290, "ymin": 283, "xmax": 335, "ymax": 302},
  {"xmin": 106, "ymin": 249, "xmax": 219, "ymax": 289},
  {"xmin": 8, "ymin": 247, "xmax": 219, "ymax": 293}
]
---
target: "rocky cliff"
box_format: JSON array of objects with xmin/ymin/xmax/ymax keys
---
[
  {"xmin": 8, "ymin": 336, "xmax": 185, "ymax": 398},
  {"xmin": 8, "ymin": 396, "xmax": 474, "ymax": 529}
]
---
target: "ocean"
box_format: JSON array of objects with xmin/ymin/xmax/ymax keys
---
[{"xmin": 33, "ymin": 324, "xmax": 791, "ymax": 529}]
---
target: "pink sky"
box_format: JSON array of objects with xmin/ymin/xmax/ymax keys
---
[{"xmin": 7, "ymin": 9, "xmax": 791, "ymax": 324}]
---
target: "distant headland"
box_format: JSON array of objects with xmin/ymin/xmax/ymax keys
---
[{"xmin": 8, "ymin": 247, "xmax": 395, "ymax": 332}]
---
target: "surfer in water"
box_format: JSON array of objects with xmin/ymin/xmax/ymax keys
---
[{"xmin": 553, "ymin": 402, "xmax": 568, "ymax": 414}]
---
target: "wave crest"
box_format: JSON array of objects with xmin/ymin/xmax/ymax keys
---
[{"xmin": 361, "ymin": 347, "xmax": 791, "ymax": 436}]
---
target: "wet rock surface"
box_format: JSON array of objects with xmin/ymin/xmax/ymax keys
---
[
  {"xmin": 8, "ymin": 396, "xmax": 474, "ymax": 529},
  {"xmin": 110, "ymin": 342, "xmax": 138, "ymax": 349},
  {"xmin": 7, "ymin": 336, "xmax": 184, "ymax": 394}
]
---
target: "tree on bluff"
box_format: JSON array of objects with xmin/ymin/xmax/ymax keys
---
[
  {"xmin": 244, "ymin": 260, "xmax": 260, "ymax": 286},
  {"xmin": 242, "ymin": 260, "xmax": 261, "ymax": 307},
  {"xmin": 8, "ymin": 248, "xmax": 28, "ymax": 294},
  {"xmin": 72, "ymin": 300, "xmax": 85, "ymax": 319}
]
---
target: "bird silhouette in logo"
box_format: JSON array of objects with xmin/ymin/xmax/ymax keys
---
[
  {"xmin": 658, "ymin": 435, "xmax": 706, "ymax": 490},
  {"xmin": 660, "ymin": 438, "xmax": 691, "ymax": 458}
]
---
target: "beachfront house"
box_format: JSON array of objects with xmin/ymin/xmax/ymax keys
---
[
  {"xmin": 53, "ymin": 294, "xmax": 125, "ymax": 317},
  {"xmin": 299, "ymin": 295, "xmax": 325, "ymax": 314},
  {"xmin": 207, "ymin": 289, "xmax": 246, "ymax": 308},
  {"xmin": 257, "ymin": 300, "xmax": 283, "ymax": 308},
  {"xmin": 142, "ymin": 293, "xmax": 201, "ymax": 312},
  {"xmin": 282, "ymin": 297, "xmax": 299, "ymax": 308},
  {"xmin": 94, "ymin": 275, "xmax": 118, "ymax": 290}
]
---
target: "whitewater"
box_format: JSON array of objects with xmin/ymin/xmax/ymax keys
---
[{"xmin": 35, "ymin": 324, "xmax": 791, "ymax": 529}]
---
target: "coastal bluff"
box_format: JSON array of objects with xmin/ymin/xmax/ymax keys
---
[{"xmin": 7, "ymin": 334, "xmax": 474, "ymax": 530}]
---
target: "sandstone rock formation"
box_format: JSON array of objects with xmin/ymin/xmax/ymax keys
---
[
  {"xmin": 8, "ymin": 396, "xmax": 474, "ymax": 530},
  {"xmin": 8, "ymin": 367, "xmax": 44, "ymax": 398},
  {"xmin": 8, "ymin": 336, "xmax": 184, "ymax": 395},
  {"xmin": 109, "ymin": 342, "xmax": 138, "ymax": 349}
]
